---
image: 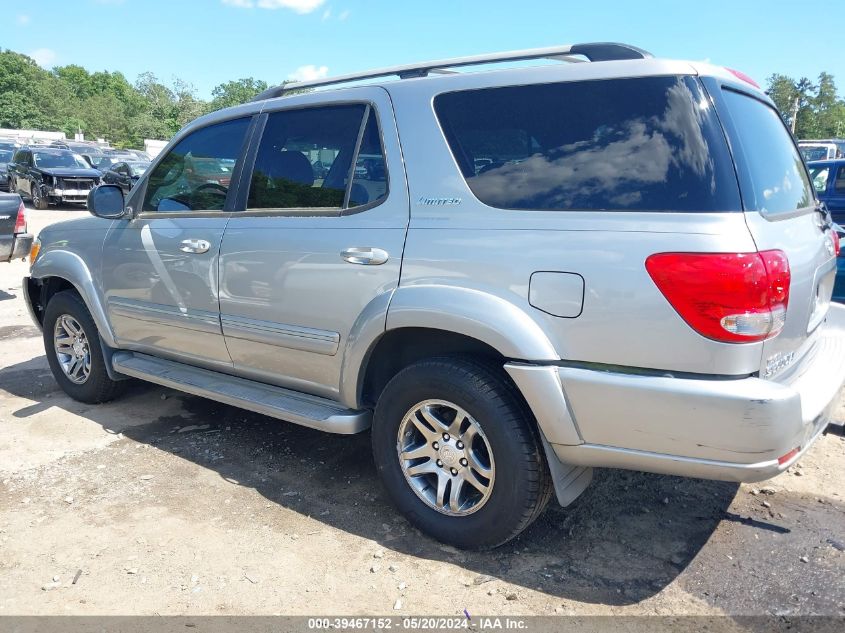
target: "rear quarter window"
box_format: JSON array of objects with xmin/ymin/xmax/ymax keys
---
[
  {"xmin": 719, "ymin": 89, "xmax": 814, "ymax": 214},
  {"xmin": 434, "ymin": 76, "xmax": 741, "ymax": 212}
]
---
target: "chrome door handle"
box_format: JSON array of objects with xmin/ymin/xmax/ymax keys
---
[
  {"xmin": 341, "ymin": 247, "xmax": 389, "ymax": 265},
  {"xmin": 179, "ymin": 239, "xmax": 211, "ymax": 254}
]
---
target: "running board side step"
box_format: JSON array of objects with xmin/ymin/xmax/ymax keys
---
[{"xmin": 112, "ymin": 351, "xmax": 371, "ymax": 434}]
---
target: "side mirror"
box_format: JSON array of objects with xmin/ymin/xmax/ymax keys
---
[{"xmin": 88, "ymin": 184, "xmax": 127, "ymax": 219}]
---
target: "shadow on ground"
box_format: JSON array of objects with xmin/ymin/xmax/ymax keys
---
[{"xmin": 2, "ymin": 353, "xmax": 807, "ymax": 607}]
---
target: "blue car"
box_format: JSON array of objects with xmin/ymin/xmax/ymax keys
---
[{"xmin": 807, "ymin": 159, "xmax": 845, "ymax": 301}]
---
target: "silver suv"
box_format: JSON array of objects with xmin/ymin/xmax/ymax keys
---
[{"xmin": 23, "ymin": 43, "xmax": 845, "ymax": 549}]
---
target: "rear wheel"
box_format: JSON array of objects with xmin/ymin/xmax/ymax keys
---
[
  {"xmin": 31, "ymin": 184, "xmax": 48, "ymax": 210},
  {"xmin": 372, "ymin": 357, "xmax": 551, "ymax": 549},
  {"xmin": 43, "ymin": 290, "xmax": 126, "ymax": 403}
]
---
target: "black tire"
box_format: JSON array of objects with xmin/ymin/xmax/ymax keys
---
[
  {"xmin": 31, "ymin": 183, "xmax": 48, "ymax": 210},
  {"xmin": 7, "ymin": 176, "xmax": 14, "ymax": 194},
  {"xmin": 372, "ymin": 357, "xmax": 552, "ymax": 549},
  {"xmin": 43, "ymin": 290, "xmax": 126, "ymax": 404}
]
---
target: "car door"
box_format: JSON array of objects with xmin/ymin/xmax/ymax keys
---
[
  {"xmin": 101, "ymin": 116, "xmax": 253, "ymax": 370},
  {"xmin": 11, "ymin": 149, "xmax": 31, "ymax": 196},
  {"xmin": 827, "ymin": 164, "xmax": 845, "ymax": 218},
  {"xmin": 218, "ymin": 88, "xmax": 409, "ymax": 401}
]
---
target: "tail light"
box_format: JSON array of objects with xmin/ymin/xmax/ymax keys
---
[
  {"xmin": 13, "ymin": 200, "xmax": 26, "ymax": 234},
  {"xmin": 645, "ymin": 250, "xmax": 790, "ymax": 343},
  {"xmin": 833, "ymin": 230, "xmax": 841, "ymax": 257}
]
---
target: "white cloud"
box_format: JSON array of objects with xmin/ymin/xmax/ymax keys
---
[
  {"xmin": 337, "ymin": 9, "xmax": 350, "ymax": 20},
  {"xmin": 16, "ymin": 14, "xmax": 30, "ymax": 25},
  {"xmin": 222, "ymin": 0, "xmax": 326, "ymax": 13},
  {"xmin": 29, "ymin": 48, "xmax": 57, "ymax": 68},
  {"xmin": 288, "ymin": 64, "xmax": 329, "ymax": 82},
  {"xmin": 322, "ymin": 8, "xmax": 331, "ymax": 20}
]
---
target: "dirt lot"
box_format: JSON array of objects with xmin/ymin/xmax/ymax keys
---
[{"xmin": 1, "ymin": 204, "xmax": 844, "ymax": 617}]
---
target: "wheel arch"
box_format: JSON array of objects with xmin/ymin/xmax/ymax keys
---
[
  {"xmin": 339, "ymin": 284, "xmax": 560, "ymax": 409},
  {"xmin": 29, "ymin": 250, "xmax": 116, "ymax": 348}
]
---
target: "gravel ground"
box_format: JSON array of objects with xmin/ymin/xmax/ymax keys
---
[{"xmin": 0, "ymin": 203, "xmax": 843, "ymax": 617}]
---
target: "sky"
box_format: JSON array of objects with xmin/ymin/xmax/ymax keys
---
[{"xmin": 5, "ymin": 0, "xmax": 844, "ymax": 99}]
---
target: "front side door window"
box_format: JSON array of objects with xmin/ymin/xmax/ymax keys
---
[{"xmin": 143, "ymin": 117, "xmax": 250, "ymax": 213}]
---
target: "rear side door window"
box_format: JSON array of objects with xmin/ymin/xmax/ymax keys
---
[
  {"xmin": 247, "ymin": 104, "xmax": 388, "ymax": 213},
  {"xmin": 142, "ymin": 117, "xmax": 250, "ymax": 213}
]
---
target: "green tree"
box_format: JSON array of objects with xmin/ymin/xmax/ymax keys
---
[
  {"xmin": 766, "ymin": 72, "xmax": 845, "ymax": 139},
  {"xmin": 208, "ymin": 77, "xmax": 269, "ymax": 112}
]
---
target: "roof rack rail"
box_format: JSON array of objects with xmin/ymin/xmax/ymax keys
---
[{"xmin": 251, "ymin": 42, "xmax": 652, "ymax": 102}]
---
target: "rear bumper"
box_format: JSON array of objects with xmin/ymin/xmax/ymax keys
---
[
  {"xmin": 508, "ymin": 303, "xmax": 845, "ymax": 484},
  {"xmin": 0, "ymin": 233, "xmax": 32, "ymax": 263}
]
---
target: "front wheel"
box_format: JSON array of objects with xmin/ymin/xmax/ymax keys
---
[
  {"xmin": 43, "ymin": 290, "xmax": 126, "ymax": 403},
  {"xmin": 31, "ymin": 184, "xmax": 48, "ymax": 210},
  {"xmin": 372, "ymin": 357, "xmax": 552, "ymax": 549}
]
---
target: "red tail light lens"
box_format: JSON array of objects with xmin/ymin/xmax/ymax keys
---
[
  {"xmin": 13, "ymin": 201, "xmax": 26, "ymax": 234},
  {"xmin": 645, "ymin": 250, "xmax": 790, "ymax": 343},
  {"xmin": 833, "ymin": 230, "xmax": 841, "ymax": 257}
]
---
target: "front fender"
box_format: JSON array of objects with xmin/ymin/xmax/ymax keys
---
[{"xmin": 31, "ymin": 249, "xmax": 116, "ymax": 348}]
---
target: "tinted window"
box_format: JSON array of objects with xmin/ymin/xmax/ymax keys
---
[
  {"xmin": 248, "ymin": 105, "xmax": 365, "ymax": 210},
  {"xmin": 0, "ymin": 149, "xmax": 12, "ymax": 162},
  {"xmin": 808, "ymin": 165, "xmax": 830, "ymax": 193},
  {"xmin": 835, "ymin": 167, "xmax": 845, "ymax": 194},
  {"xmin": 434, "ymin": 76, "xmax": 740, "ymax": 212},
  {"xmin": 721, "ymin": 89, "xmax": 813, "ymax": 214},
  {"xmin": 143, "ymin": 117, "xmax": 249, "ymax": 212},
  {"xmin": 348, "ymin": 109, "xmax": 388, "ymax": 208}
]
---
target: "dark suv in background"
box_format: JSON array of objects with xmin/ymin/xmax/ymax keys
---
[{"xmin": 8, "ymin": 147, "xmax": 102, "ymax": 209}]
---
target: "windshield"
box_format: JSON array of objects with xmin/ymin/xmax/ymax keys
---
[
  {"xmin": 127, "ymin": 162, "xmax": 149, "ymax": 175},
  {"xmin": 0, "ymin": 149, "xmax": 13, "ymax": 162},
  {"xmin": 33, "ymin": 152, "xmax": 91, "ymax": 169}
]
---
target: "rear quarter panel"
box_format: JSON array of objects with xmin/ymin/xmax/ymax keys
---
[{"xmin": 387, "ymin": 65, "xmax": 764, "ymax": 375}]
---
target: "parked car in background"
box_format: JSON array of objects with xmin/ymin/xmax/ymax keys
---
[
  {"xmin": 101, "ymin": 160, "xmax": 150, "ymax": 194},
  {"xmin": 808, "ymin": 159, "xmax": 845, "ymax": 219},
  {"xmin": 63, "ymin": 142, "xmax": 105, "ymax": 167},
  {"xmin": 126, "ymin": 149, "xmax": 151, "ymax": 161},
  {"xmin": 8, "ymin": 147, "xmax": 102, "ymax": 209},
  {"xmin": 808, "ymin": 159, "xmax": 845, "ymax": 302},
  {"xmin": 24, "ymin": 43, "xmax": 845, "ymax": 549},
  {"xmin": 0, "ymin": 146, "xmax": 15, "ymax": 192},
  {"xmin": 92, "ymin": 156, "xmax": 122, "ymax": 172},
  {"xmin": 799, "ymin": 139, "xmax": 845, "ymax": 162},
  {"xmin": 0, "ymin": 193, "xmax": 32, "ymax": 263}
]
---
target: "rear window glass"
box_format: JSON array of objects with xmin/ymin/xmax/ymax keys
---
[
  {"xmin": 720, "ymin": 89, "xmax": 814, "ymax": 214},
  {"xmin": 434, "ymin": 76, "xmax": 740, "ymax": 212}
]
